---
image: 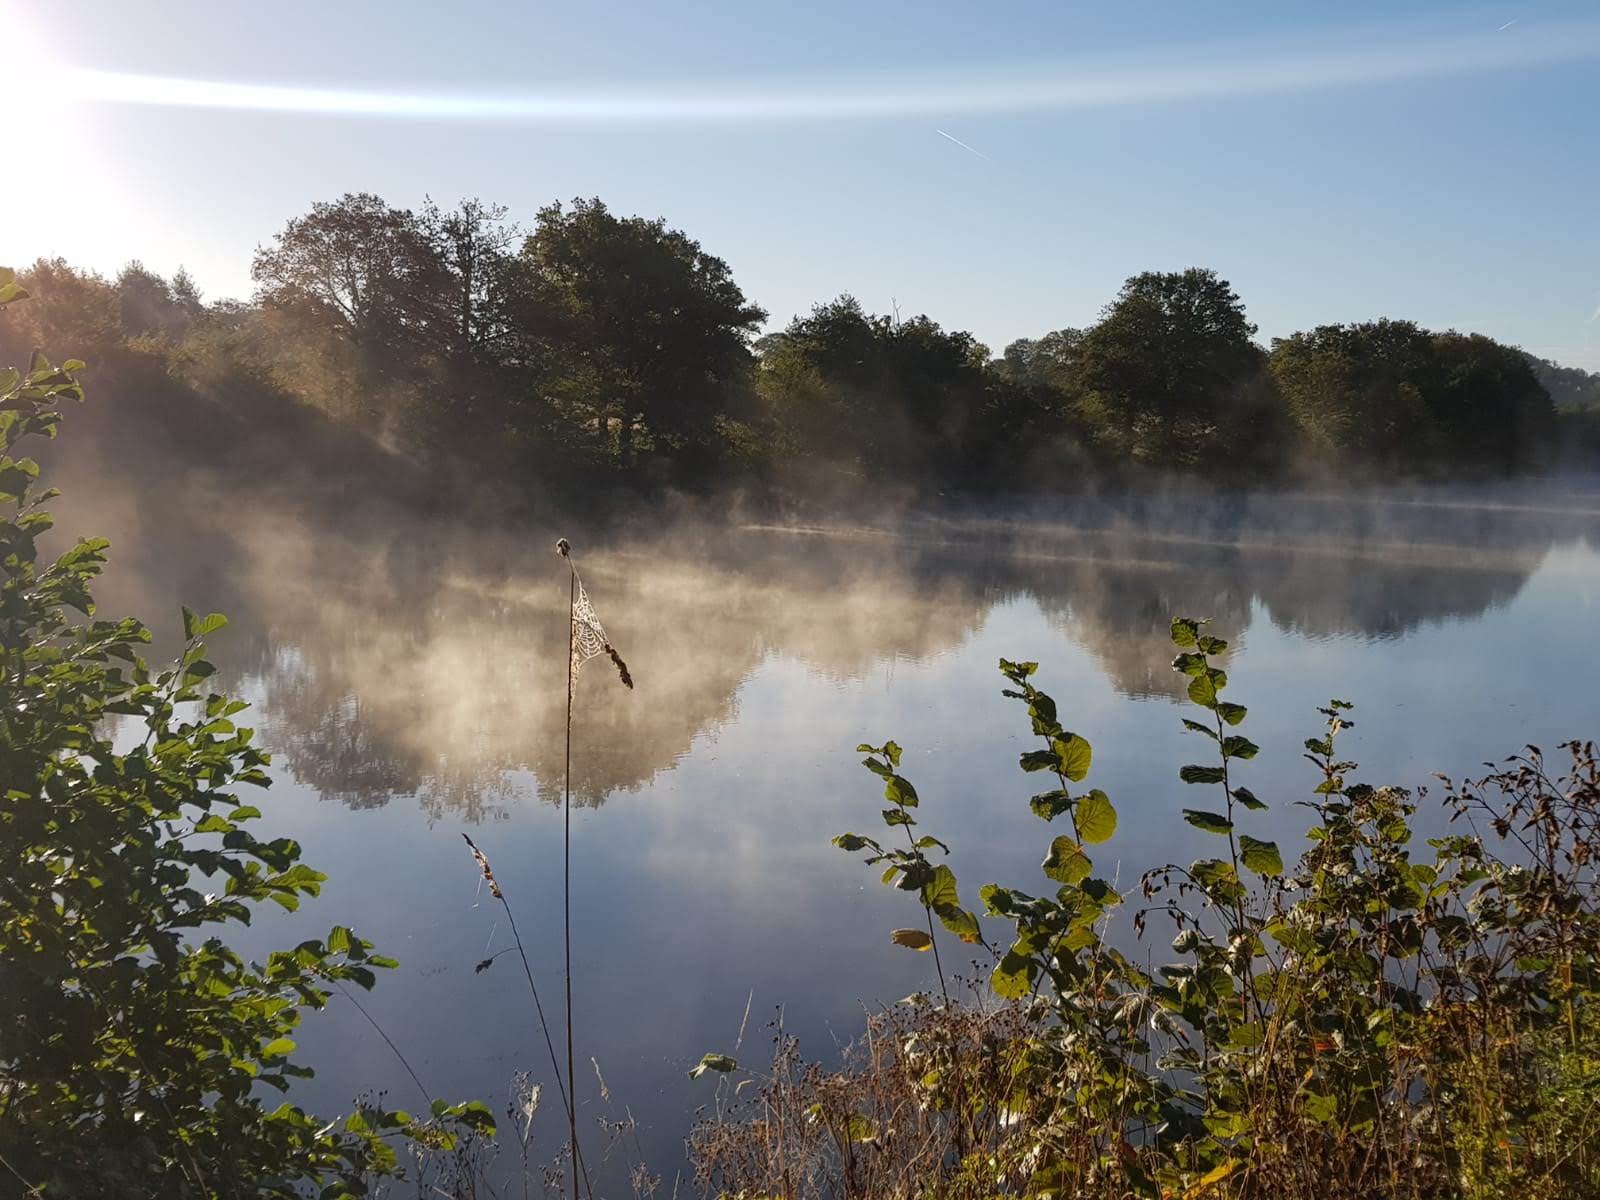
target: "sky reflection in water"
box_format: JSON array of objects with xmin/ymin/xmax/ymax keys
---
[{"xmin": 102, "ymin": 489, "xmax": 1600, "ymax": 1188}]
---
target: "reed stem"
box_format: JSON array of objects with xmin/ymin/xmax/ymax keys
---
[{"xmin": 564, "ymin": 561, "xmax": 579, "ymax": 1200}]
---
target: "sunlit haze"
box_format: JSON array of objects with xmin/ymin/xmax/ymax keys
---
[
  {"xmin": 6, "ymin": 2, "xmax": 1600, "ymax": 1193},
  {"xmin": 4, "ymin": 0, "xmax": 1598, "ymax": 368}
]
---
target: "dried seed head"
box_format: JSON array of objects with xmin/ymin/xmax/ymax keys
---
[
  {"xmin": 555, "ymin": 538, "xmax": 571, "ymax": 558},
  {"xmin": 605, "ymin": 642, "xmax": 634, "ymax": 690},
  {"xmin": 461, "ymin": 832, "xmax": 503, "ymax": 899}
]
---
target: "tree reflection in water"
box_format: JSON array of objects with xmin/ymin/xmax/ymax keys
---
[{"xmin": 82, "ymin": 486, "xmax": 1594, "ymax": 819}]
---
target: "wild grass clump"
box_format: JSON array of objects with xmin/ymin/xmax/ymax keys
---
[
  {"xmin": 691, "ymin": 1000, "xmax": 1043, "ymax": 1200},
  {"xmin": 689, "ymin": 626, "xmax": 1600, "ymax": 1200}
]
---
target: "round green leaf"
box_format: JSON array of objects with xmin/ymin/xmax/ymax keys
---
[
  {"xmin": 1054, "ymin": 734, "xmax": 1092, "ymax": 782},
  {"xmin": 1239, "ymin": 835, "xmax": 1284, "ymax": 876},
  {"xmin": 1043, "ymin": 836, "xmax": 1091, "ymax": 884},
  {"xmin": 884, "ymin": 774, "xmax": 918, "ymax": 808},
  {"xmin": 991, "ymin": 947, "xmax": 1035, "ymax": 999},
  {"xmin": 1075, "ymin": 790, "xmax": 1116, "ymax": 844}
]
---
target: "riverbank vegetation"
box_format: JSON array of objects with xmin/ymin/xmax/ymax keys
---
[
  {"xmin": 3, "ymin": 284, "xmax": 1597, "ymax": 1199},
  {"xmin": 691, "ymin": 649, "xmax": 1600, "ymax": 1200},
  {"xmin": 4, "ymin": 194, "xmax": 1600, "ymax": 513},
  {"xmin": 0, "ymin": 280, "xmax": 493, "ymax": 1196}
]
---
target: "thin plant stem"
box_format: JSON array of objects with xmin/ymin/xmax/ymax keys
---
[
  {"xmin": 564, "ymin": 561, "xmax": 580, "ymax": 1200},
  {"xmin": 501, "ymin": 894, "xmax": 596, "ymax": 1200},
  {"xmin": 460, "ymin": 838, "xmax": 592, "ymax": 1200},
  {"xmin": 496, "ymin": 899, "xmax": 572, "ymax": 1121},
  {"xmin": 320, "ymin": 970, "xmax": 433, "ymax": 1107},
  {"xmin": 899, "ymin": 822, "xmax": 950, "ymax": 1006},
  {"xmin": 0, "ymin": 1148, "xmax": 41, "ymax": 1197}
]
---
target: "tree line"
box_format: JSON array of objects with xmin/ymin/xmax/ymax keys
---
[{"xmin": 4, "ymin": 191, "xmax": 1598, "ymax": 499}]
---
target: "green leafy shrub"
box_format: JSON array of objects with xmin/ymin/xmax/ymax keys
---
[
  {"xmin": 694, "ymin": 620, "xmax": 1599, "ymax": 1200},
  {"xmin": 0, "ymin": 279, "xmax": 491, "ymax": 1197}
]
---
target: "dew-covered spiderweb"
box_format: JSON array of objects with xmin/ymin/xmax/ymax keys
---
[
  {"xmin": 560, "ymin": 540, "xmax": 634, "ymax": 691},
  {"xmin": 569, "ymin": 575, "xmax": 610, "ymax": 679}
]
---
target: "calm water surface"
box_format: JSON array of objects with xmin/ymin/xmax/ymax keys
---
[{"xmin": 98, "ymin": 485, "xmax": 1600, "ymax": 1188}]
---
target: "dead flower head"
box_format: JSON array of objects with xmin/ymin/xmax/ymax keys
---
[
  {"xmin": 605, "ymin": 643, "xmax": 634, "ymax": 690},
  {"xmin": 461, "ymin": 832, "xmax": 503, "ymax": 899}
]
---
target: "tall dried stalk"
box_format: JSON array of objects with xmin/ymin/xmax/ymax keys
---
[
  {"xmin": 552, "ymin": 536, "xmax": 631, "ymax": 1200},
  {"xmin": 462, "ymin": 833, "xmax": 592, "ymax": 1199},
  {"xmin": 563, "ymin": 552, "xmax": 579, "ymax": 1200}
]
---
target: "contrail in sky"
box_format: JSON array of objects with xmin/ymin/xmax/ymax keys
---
[
  {"xmin": 21, "ymin": 19, "xmax": 1600, "ymax": 124},
  {"xmin": 935, "ymin": 129, "xmax": 992, "ymax": 161},
  {"xmin": 1498, "ymin": 18, "xmax": 1521, "ymax": 31}
]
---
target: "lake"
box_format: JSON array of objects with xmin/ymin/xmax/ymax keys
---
[{"xmin": 91, "ymin": 481, "xmax": 1600, "ymax": 1192}]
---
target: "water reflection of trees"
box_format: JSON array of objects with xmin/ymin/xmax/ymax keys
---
[
  {"xmin": 244, "ymin": 545, "xmax": 993, "ymax": 816},
  {"xmin": 93, "ymin": 491, "xmax": 1592, "ymax": 818}
]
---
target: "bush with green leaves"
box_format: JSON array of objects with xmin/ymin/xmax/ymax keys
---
[
  {"xmin": 695, "ymin": 616, "xmax": 1599, "ymax": 1200},
  {"xmin": 0, "ymin": 277, "xmax": 491, "ymax": 1197}
]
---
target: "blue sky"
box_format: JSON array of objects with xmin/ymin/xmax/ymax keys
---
[{"xmin": 5, "ymin": 0, "xmax": 1599, "ymax": 368}]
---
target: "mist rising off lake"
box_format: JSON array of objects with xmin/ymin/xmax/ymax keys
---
[{"xmin": 96, "ymin": 483, "xmax": 1600, "ymax": 1185}]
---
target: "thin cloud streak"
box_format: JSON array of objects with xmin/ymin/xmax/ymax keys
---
[
  {"xmin": 39, "ymin": 20, "xmax": 1600, "ymax": 124},
  {"xmin": 935, "ymin": 129, "xmax": 992, "ymax": 162}
]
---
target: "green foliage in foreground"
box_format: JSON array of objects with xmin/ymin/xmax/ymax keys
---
[
  {"xmin": 0, "ymin": 280, "xmax": 491, "ymax": 1197},
  {"xmin": 697, "ymin": 622, "xmax": 1599, "ymax": 1200}
]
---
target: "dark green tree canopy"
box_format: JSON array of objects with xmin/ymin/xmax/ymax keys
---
[
  {"xmin": 995, "ymin": 327, "xmax": 1086, "ymax": 390},
  {"xmin": 1428, "ymin": 332, "xmax": 1555, "ymax": 467},
  {"xmin": 757, "ymin": 295, "xmax": 1051, "ymax": 483},
  {"xmin": 508, "ymin": 197, "xmax": 766, "ymax": 464},
  {"xmin": 1269, "ymin": 320, "xmax": 1556, "ymax": 469},
  {"xmin": 9, "ymin": 195, "xmax": 1590, "ymax": 492},
  {"xmin": 1268, "ymin": 319, "xmax": 1436, "ymax": 460},
  {"xmin": 251, "ymin": 192, "xmax": 447, "ymax": 354},
  {"xmin": 1077, "ymin": 268, "xmax": 1265, "ymax": 464}
]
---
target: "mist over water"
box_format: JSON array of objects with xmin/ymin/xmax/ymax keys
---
[{"xmin": 85, "ymin": 477, "xmax": 1600, "ymax": 1187}]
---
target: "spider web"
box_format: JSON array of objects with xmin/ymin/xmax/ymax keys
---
[{"xmin": 570, "ymin": 576, "xmax": 610, "ymax": 679}]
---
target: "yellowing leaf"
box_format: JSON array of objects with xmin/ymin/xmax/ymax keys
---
[
  {"xmin": 688, "ymin": 1052, "xmax": 738, "ymax": 1079},
  {"xmin": 1182, "ymin": 1159, "xmax": 1240, "ymax": 1199},
  {"xmin": 890, "ymin": 928, "xmax": 933, "ymax": 951}
]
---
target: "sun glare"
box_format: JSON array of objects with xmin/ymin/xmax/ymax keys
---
[
  {"xmin": 6, "ymin": 9, "xmax": 76, "ymax": 144},
  {"xmin": 1, "ymin": 8, "xmax": 122, "ymax": 275}
]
